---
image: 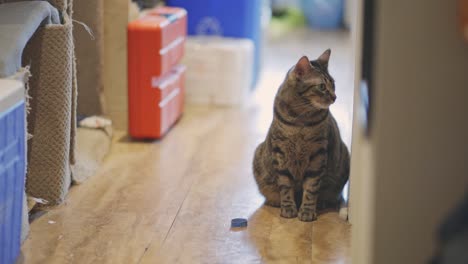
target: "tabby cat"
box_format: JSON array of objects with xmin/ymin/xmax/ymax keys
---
[{"xmin": 253, "ymin": 50, "xmax": 350, "ymax": 222}]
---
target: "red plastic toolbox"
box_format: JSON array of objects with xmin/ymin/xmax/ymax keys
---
[
  {"xmin": 129, "ymin": 65, "xmax": 186, "ymax": 139},
  {"xmin": 128, "ymin": 7, "xmax": 187, "ymax": 77}
]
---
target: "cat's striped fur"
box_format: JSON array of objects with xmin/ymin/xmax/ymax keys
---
[{"xmin": 253, "ymin": 50, "xmax": 349, "ymax": 221}]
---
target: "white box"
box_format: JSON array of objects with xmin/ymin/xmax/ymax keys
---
[{"xmin": 183, "ymin": 37, "xmax": 254, "ymax": 106}]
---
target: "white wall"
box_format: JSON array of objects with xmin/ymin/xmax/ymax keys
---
[
  {"xmin": 349, "ymin": 0, "xmax": 376, "ymax": 263},
  {"xmin": 351, "ymin": 0, "xmax": 468, "ymax": 263}
]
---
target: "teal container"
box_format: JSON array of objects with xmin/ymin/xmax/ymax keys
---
[{"xmin": 300, "ymin": 0, "xmax": 344, "ymax": 29}]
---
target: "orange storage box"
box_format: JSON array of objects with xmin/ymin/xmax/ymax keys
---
[
  {"xmin": 129, "ymin": 65, "xmax": 186, "ymax": 139},
  {"xmin": 128, "ymin": 7, "xmax": 187, "ymax": 77},
  {"xmin": 128, "ymin": 7, "xmax": 187, "ymax": 139}
]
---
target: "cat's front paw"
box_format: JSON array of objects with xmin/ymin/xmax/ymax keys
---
[
  {"xmin": 298, "ymin": 208, "xmax": 317, "ymax": 222},
  {"xmin": 280, "ymin": 206, "xmax": 298, "ymax": 218}
]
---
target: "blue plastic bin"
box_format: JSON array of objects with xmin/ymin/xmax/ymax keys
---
[
  {"xmin": 300, "ymin": 0, "xmax": 344, "ymax": 29},
  {"xmin": 0, "ymin": 80, "xmax": 26, "ymax": 264},
  {"xmin": 165, "ymin": 0, "xmax": 262, "ymax": 88}
]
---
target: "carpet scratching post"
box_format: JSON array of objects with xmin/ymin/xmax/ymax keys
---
[{"xmin": 21, "ymin": 0, "xmax": 77, "ymax": 205}]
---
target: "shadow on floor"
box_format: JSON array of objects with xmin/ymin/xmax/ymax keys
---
[{"xmin": 246, "ymin": 203, "xmax": 350, "ymax": 263}]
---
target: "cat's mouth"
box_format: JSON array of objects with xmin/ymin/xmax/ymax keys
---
[{"xmin": 312, "ymin": 99, "xmax": 335, "ymax": 109}]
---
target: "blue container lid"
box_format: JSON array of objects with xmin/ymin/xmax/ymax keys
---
[{"xmin": 231, "ymin": 218, "xmax": 248, "ymax": 228}]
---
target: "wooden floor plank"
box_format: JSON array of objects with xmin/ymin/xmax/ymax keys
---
[{"xmin": 20, "ymin": 29, "xmax": 353, "ymax": 264}]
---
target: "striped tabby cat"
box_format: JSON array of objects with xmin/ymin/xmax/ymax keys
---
[{"xmin": 253, "ymin": 50, "xmax": 349, "ymax": 222}]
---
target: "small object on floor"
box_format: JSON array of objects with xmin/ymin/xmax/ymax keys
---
[
  {"xmin": 48, "ymin": 220, "xmax": 56, "ymax": 224},
  {"xmin": 79, "ymin": 116, "xmax": 112, "ymax": 129},
  {"xmin": 29, "ymin": 196, "xmax": 49, "ymax": 206},
  {"xmin": 231, "ymin": 218, "xmax": 248, "ymax": 228}
]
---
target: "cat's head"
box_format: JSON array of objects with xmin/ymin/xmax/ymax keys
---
[{"xmin": 286, "ymin": 49, "xmax": 336, "ymax": 109}]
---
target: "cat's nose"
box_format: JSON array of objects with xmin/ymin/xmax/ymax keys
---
[{"xmin": 330, "ymin": 94, "xmax": 337, "ymax": 102}]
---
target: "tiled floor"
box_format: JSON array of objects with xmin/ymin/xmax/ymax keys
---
[{"xmin": 20, "ymin": 28, "xmax": 353, "ymax": 264}]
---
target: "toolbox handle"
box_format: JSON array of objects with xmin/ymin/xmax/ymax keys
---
[{"xmin": 158, "ymin": 88, "xmax": 180, "ymax": 108}]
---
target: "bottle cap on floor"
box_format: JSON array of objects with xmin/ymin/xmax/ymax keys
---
[{"xmin": 231, "ymin": 218, "xmax": 248, "ymax": 228}]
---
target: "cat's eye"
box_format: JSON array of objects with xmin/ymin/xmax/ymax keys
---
[{"xmin": 316, "ymin": 84, "xmax": 326, "ymax": 92}]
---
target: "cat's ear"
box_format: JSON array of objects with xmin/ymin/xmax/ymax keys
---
[
  {"xmin": 317, "ymin": 49, "xmax": 331, "ymax": 68},
  {"xmin": 294, "ymin": 56, "xmax": 312, "ymax": 78}
]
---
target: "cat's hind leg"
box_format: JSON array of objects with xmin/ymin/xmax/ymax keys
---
[
  {"xmin": 261, "ymin": 184, "xmax": 281, "ymax": 207},
  {"xmin": 255, "ymin": 173, "xmax": 281, "ymax": 207},
  {"xmin": 253, "ymin": 163, "xmax": 281, "ymax": 207},
  {"xmin": 253, "ymin": 143, "xmax": 281, "ymax": 207}
]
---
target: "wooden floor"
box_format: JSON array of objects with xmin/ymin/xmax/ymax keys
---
[{"xmin": 19, "ymin": 29, "xmax": 353, "ymax": 264}]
